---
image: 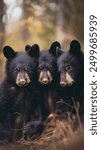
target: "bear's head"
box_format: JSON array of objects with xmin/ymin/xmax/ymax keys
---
[
  {"xmin": 38, "ymin": 41, "xmax": 61, "ymax": 85},
  {"xmin": 3, "ymin": 44, "xmax": 40, "ymax": 87},
  {"xmin": 56, "ymin": 40, "xmax": 83, "ymax": 87}
]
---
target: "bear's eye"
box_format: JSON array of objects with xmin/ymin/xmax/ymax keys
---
[
  {"xmin": 25, "ymin": 67, "xmax": 31, "ymax": 72},
  {"xmin": 66, "ymin": 66, "xmax": 72, "ymax": 71},
  {"xmin": 38, "ymin": 67, "xmax": 42, "ymax": 71},
  {"xmin": 15, "ymin": 68, "xmax": 20, "ymax": 72}
]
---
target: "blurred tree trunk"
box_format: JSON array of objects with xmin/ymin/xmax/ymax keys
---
[
  {"xmin": 74, "ymin": 0, "xmax": 84, "ymax": 44},
  {"xmin": 56, "ymin": 0, "xmax": 83, "ymax": 48},
  {"xmin": 20, "ymin": 1, "xmax": 31, "ymax": 41},
  {"xmin": 56, "ymin": 0, "xmax": 65, "ymax": 43},
  {"xmin": 0, "ymin": 0, "xmax": 5, "ymax": 80},
  {"xmin": 0, "ymin": 0, "xmax": 5, "ymax": 51}
]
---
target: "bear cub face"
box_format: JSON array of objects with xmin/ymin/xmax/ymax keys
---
[
  {"xmin": 56, "ymin": 40, "xmax": 83, "ymax": 87},
  {"xmin": 3, "ymin": 44, "xmax": 40, "ymax": 87},
  {"xmin": 38, "ymin": 41, "xmax": 61, "ymax": 85}
]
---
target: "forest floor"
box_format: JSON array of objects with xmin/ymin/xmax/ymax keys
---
[{"xmin": 0, "ymin": 102, "xmax": 84, "ymax": 150}]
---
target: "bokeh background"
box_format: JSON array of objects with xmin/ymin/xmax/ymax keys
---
[
  {"xmin": 0, "ymin": 0, "xmax": 84, "ymax": 79},
  {"xmin": 0, "ymin": 1, "xmax": 84, "ymax": 149}
]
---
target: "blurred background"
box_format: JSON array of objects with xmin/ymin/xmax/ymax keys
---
[{"xmin": 0, "ymin": 0, "xmax": 84, "ymax": 79}]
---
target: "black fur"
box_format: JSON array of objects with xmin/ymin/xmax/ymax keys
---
[
  {"xmin": 56, "ymin": 40, "xmax": 84, "ymax": 116},
  {"xmin": 38, "ymin": 41, "xmax": 61, "ymax": 117},
  {"xmin": 0, "ymin": 45, "xmax": 43, "ymax": 141}
]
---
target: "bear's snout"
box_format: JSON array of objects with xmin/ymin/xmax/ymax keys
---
[
  {"xmin": 16, "ymin": 72, "xmax": 31, "ymax": 87},
  {"xmin": 39, "ymin": 70, "xmax": 52, "ymax": 85},
  {"xmin": 60, "ymin": 72, "xmax": 74, "ymax": 87}
]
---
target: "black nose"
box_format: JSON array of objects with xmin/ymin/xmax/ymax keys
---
[
  {"xmin": 18, "ymin": 79, "xmax": 27, "ymax": 86},
  {"xmin": 42, "ymin": 78, "xmax": 49, "ymax": 84},
  {"xmin": 60, "ymin": 81, "xmax": 67, "ymax": 87}
]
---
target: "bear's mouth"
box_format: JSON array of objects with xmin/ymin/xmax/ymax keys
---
[
  {"xmin": 17, "ymin": 82, "xmax": 29, "ymax": 87},
  {"xmin": 60, "ymin": 81, "xmax": 75, "ymax": 87}
]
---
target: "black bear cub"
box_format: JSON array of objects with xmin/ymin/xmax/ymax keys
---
[
  {"xmin": 56, "ymin": 40, "xmax": 84, "ymax": 116},
  {"xmin": 38, "ymin": 41, "xmax": 61, "ymax": 85},
  {"xmin": 37, "ymin": 41, "xmax": 61, "ymax": 118},
  {"xmin": 0, "ymin": 45, "xmax": 43, "ymax": 141}
]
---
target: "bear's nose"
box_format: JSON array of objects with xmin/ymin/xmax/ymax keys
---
[
  {"xmin": 19, "ymin": 79, "xmax": 27, "ymax": 85},
  {"xmin": 42, "ymin": 78, "xmax": 49, "ymax": 84},
  {"xmin": 60, "ymin": 81, "xmax": 67, "ymax": 87}
]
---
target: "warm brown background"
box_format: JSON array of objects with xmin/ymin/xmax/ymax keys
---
[{"xmin": 0, "ymin": 0, "xmax": 84, "ymax": 79}]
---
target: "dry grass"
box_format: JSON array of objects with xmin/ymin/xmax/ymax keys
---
[{"xmin": 0, "ymin": 101, "xmax": 84, "ymax": 150}]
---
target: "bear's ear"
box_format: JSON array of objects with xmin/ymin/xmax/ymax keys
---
[
  {"xmin": 69, "ymin": 40, "xmax": 82, "ymax": 56},
  {"xmin": 25, "ymin": 44, "xmax": 31, "ymax": 52},
  {"xmin": 3, "ymin": 46, "xmax": 16, "ymax": 60},
  {"xmin": 56, "ymin": 47, "xmax": 63, "ymax": 57},
  {"xmin": 27, "ymin": 44, "xmax": 40, "ymax": 57},
  {"xmin": 49, "ymin": 41, "xmax": 61, "ymax": 56}
]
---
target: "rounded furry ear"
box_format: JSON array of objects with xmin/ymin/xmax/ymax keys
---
[
  {"xmin": 69, "ymin": 40, "xmax": 82, "ymax": 56},
  {"xmin": 25, "ymin": 44, "xmax": 31, "ymax": 52},
  {"xmin": 49, "ymin": 41, "xmax": 61, "ymax": 56},
  {"xmin": 56, "ymin": 47, "xmax": 63, "ymax": 57},
  {"xmin": 27, "ymin": 44, "xmax": 40, "ymax": 57},
  {"xmin": 3, "ymin": 46, "xmax": 16, "ymax": 59}
]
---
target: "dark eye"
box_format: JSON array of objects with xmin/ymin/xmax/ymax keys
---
[
  {"xmin": 15, "ymin": 68, "xmax": 20, "ymax": 72},
  {"xmin": 38, "ymin": 66, "xmax": 42, "ymax": 71},
  {"xmin": 66, "ymin": 66, "xmax": 72, "ymax": 71},
  {"xmin": 25, "ymin": 67, "xmax": 31, "ymax": 72}
]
